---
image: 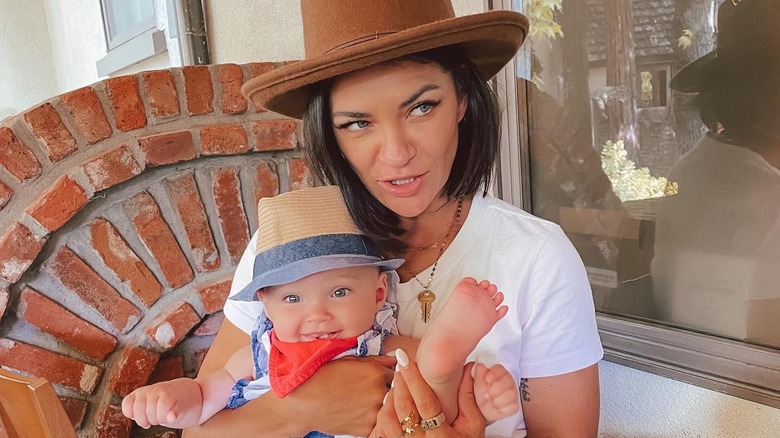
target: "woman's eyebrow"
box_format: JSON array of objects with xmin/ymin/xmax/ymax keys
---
[
  {"xmin": 401, "ymin": 84, "xmax": 440, "ymax": 107},
  {"xmin": 332, "ymin": 110, "xmax": 369, "ymax": 119}
]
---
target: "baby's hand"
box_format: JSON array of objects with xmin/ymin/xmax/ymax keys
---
[
  {"xmin": 121, "ymin": 378, "xmax": 203, "ymax": 429},
  {"xmin": 473, "ymin": 363, "xmax": 520, "ymax": 423}
]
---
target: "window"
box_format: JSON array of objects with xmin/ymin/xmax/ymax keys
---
[
  {"xmin": 492, "ymin": 0, "xmax": 780, "ymax": 408},
  {"xmin": 97, "ymin": 0, "xmax": 167, "ymax": 76}
]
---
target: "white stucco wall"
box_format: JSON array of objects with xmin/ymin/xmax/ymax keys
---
[{"xmin": 0, "ymin": 0, "xmax": 58, "ymax": 121}]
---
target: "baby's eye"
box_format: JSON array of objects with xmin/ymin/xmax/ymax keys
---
[
  {"xmin": 283, "ymin": 295, "xmax": 301, "ymax": 303},
  {"xmin": 332, "ymin": 288, "xmax": 350, "ymax": 298}
]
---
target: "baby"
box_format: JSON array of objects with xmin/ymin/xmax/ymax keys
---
[{"xmin": 122, "ymin": 186, "xmax": 518, "ymax": 435}]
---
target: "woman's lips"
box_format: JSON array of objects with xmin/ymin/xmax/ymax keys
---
[{"xmin": 380, "ymin": 174, "xmax": 425, "ymax": 197}]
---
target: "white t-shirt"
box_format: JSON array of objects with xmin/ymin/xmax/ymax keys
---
[{"xmin": 224, "ymin": 193, "xmax": 603, "ymax": 437}]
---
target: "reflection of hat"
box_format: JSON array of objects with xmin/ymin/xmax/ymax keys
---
[
  {"xmin": 671, "ymin": 0, "xmax": 779, "ymax": 93},
  {"xmin": 230, "ymin": 186, "xmax": 404, "ymax": 302},
  {"xmin": 240, "ymin": 0, "xmax": 528, "ymax": 119}
]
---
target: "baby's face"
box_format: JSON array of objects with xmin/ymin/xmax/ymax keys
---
[{"xmin": 259, "ymin": 266, "xmax": 387, "ymax": 343}]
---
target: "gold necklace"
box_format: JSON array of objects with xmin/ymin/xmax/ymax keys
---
[{"xmin": 400, "ymin": 197, "xmax": 464, "ymax": 323}]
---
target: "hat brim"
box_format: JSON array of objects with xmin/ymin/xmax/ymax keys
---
[
  {"xmin": 670, "ymin": 50, "xmax": 717, "ymax": 93},
  {"xmin": 241, "ymin": 11, "xmax": 528, "ymax": 119},
  {"xmin": 230, "ymin": 254, "xmax": 404, "ymax": 302}
]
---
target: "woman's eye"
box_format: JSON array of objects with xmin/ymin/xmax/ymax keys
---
[
  {"xmin": 332, "ymin": 288, "xmax": 350, "ymax": 298},
  {"xmin": 410, "ymin": 100, "xmax": 439, "ymax": 116},
  {"xmin": 283, "ymin": 295, "xmax": 301, "ymax": 303},
  {"xmin": 337, "ymin": 120, "xmax": 370, "ymax": 131}
]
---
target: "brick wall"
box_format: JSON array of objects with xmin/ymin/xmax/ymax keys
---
[{"xmin": 0, "ymin": 63, "xmax": 314, "ymax": 438}]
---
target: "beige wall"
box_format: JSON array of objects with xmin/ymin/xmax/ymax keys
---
[
  {"xmin": 205, "ymin": 0, "xmax": 486, "ymax": 64},
  {"xmin": 0, "ymin": 0, "xmax": 58, "ymax": 121}
]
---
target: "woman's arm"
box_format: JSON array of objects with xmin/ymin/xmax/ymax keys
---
[
  {"xmin": 521, "ymin": 364, "xmax": 600, "ymax": 437},
  {"xmin": 183, "ymin": 318, "xmax": 397, "ymax": 437}
]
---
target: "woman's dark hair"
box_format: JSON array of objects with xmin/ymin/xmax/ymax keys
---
[{"xmin": 303, "ymin": 47, "xmax": 501, "ymax": 252}]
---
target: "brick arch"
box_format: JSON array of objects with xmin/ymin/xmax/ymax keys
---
[{"xmin": 0, "ymin": 63, "xmax": 313, "ymax": 437}]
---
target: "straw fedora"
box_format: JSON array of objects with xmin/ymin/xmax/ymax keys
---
[
  {"xmin": 670, "ymin": 0, "xmax": 779, "ymax": 93},
  {"xmin": 231, "ymin": 186, "xmax": 403, "ymax": 302},
  {"xmin": 241, "ymin": 0, "xmax": 529, "ymax": 119}
]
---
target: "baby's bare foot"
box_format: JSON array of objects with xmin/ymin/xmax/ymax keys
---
[{"xmin": 417, "ymin": 277, "xmax": 507, "ymax": 384}]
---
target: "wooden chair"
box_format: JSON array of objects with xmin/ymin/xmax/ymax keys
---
[{"xmin": 0, "ymin": 368, "xmax": 77, "ymax": 438}]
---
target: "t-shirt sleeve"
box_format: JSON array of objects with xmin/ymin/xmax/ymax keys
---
[
  {"xmin": 518, "ymin": 225, "xmax": 604, "ymax": 377},
  {"xmin": 223, "ymin": 230, "xmax": 265, "ymax": 334}
]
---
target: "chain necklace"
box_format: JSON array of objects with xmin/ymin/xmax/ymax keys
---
[{"xmin": 399, "ymin": 197, "xmax": 464, "ymax": 323}]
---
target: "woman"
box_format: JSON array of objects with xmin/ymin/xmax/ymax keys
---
[{"xmin": 186, "ymin": 1, "xmax": 602, "ymax": 436}]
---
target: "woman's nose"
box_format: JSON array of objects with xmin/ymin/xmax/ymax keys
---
[{"xmin": 379, "ymin": 124, "xmax": 416, "ymax": 166}]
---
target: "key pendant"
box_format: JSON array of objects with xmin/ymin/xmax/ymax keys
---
[{"xmin": 417, "ymin": 290, "xmax": 436, "ymax": 323}]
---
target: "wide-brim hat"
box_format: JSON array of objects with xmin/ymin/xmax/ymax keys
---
[
  {"xmin": 241, "ymin": 0, "xmax": 529, "ymax": 119},
  {"xmin": 671, "ymin": 0, "xmax": 777, "ymax": 93},
  {"xmin": 231, "ymin": 186, "xmax": 404, "ymax": 302}
]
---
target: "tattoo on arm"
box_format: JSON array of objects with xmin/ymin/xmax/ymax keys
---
[{"xmin": 519, "ymin": 378, "xmax": 531, "ymax": 402}]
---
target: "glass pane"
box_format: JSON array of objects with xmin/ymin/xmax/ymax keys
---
[
  {"xmin": 513, "ymin": 0, "xmax": 780, "ymax": 348},
  {"xmin": 105, "ymin": 0, "xmax": 155, "ymax": 41}
]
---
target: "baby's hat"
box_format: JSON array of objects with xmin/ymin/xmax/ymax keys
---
[{"xmin": 230, "ymin": 186, "xmax": 403, "ymax": 302}]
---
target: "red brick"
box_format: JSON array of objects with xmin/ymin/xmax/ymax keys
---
[
  {"xmin": 247, "ymin": 63, "xmax": 275, "ymax": 113},
  {"xmin": 107, "ymin": 346, "xmax": 159, "ymax": 396},
  {"xmin": 49, "ymin": 247, "xmax": 141, "ymax": 334},
  {"xmin": 253, "ymin": 160, "xmax": 280, "ymax": 206},
  {"xmin": 81, "ymin": 145, "xmax": 143, "ymax": 191},
  {"xmin": 200, "ymin": 124, "xmax": 249, "ymax": 156},
  {"xmin": 194, "ymin": 311, "xmax": 224, "ymax": 336},
  {"xmin": 182, "ymin": 66, "xmax": 214, "ymax": 115},
  {"xmin": 197, "ymin": 280, "xmax": 232, "ymax": 314},
  {"xmin": 124, "ymin": 192, "xmax": 194, "ymax": 288},
  {"xmin": 23, "ymin": 103, "xmax": 77, "ymax": 161},
  {"xmin": 0, "ymin": 127, "xmax": 42, "ymax": 182},
  {"xmin": 253, "ymin": 119, "xmax": 297, "ymax": 151},
  {"xmin": 61, "ymin": 87, "xmax": 112, "ymax": 144},
  {"xmin": 0, "ymin": 339, "xmax": 102, "ymax": 393},
  {"xmin": 90, "ymin": 218, "xmax": 163, "ymax": 306},
  {"xmin": 146, "ymin": 302, "xmax": 201, "ymax": 350},
  {"xmin": 165, "ymin": 174, "xmax": 220, "ymax": 273},
  {"xmin": 139, "ymin": 131, "xmax": 197, "ymax": 167},
  {"xmin": 0, "ymin": 222, "xmax": 46, "ymax": 283},
  {"xmin": 190, "ymin": 347, "xmax": 210, "ymax": 375},
  {"xmin": 59, "ymin": 397, "xmax": 88, "ymax": 429},
  {"xmin": 94, "ymin": 404, "xmax": 132, "ymax": 438},
  {"xmin": 27, "ymin": 176, "xmax": 89, "ymax": 232},
  {"xmin": 289, "ymin": 157, "xmax": 315, "ymax": 191},
  {"xmin": 218, "ymin": 64, "xmax": 247, "ymax": 114},
  {"xmin": 147, "ymin": 355, "xmax": 185, "ymax": 384},
  {"xmin": 0, "ymin": 180, "xmax": 11, "ymax": 209},
  {"xmin": 211, "ymin": 168, "xmax": 250, "ymax": 264},
  {"xmin": 105, "ymin": 75, "xmax": 147, "ymax": 131},
  {"xmin": 0, "ymin": 288, "xmax": 8, "ymax": 319},
  {"xmin": 19, "ymin": 288, "xmax": 118, "ymax": 360},
  {"xmin": 142, "ymin": 70, "xmax": 180, "ymax": 118}
]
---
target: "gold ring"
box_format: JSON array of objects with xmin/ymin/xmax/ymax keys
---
[
  {"xmin": 400, "ymin": 410, "xmax": 418, "ymax": 435},
  {"xmin": 420, "ymin": 411, "xmax": 446, "ymax": 430}
]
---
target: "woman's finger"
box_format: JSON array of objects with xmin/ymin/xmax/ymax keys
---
[
  {"xmin": 375, "ymin": 387, "xmax": 403, "ymax": 437},
  {"xmin": 394, "ymin": 349, "xmax": 447, "ymax": 433}
]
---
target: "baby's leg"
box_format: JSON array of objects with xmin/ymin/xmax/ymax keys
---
[
  {"xmin": 415, "ymin": 277, "xmax": 507, "ymax": 423},
  {"xmin": 473, "ymin": 363, "xmax": 520, "ymax": 423}
]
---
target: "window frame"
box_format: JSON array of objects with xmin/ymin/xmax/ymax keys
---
[{"xmin": 489, "ymin": 0, "xmax": 780, "ymax": 409}]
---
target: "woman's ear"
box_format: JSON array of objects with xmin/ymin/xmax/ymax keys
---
[
  {"xmin": 376, "ymin": 272, "xmax": 388, "ymax": 310},
  {"xmin": 457, "ymin": 93, "xmax": 468, "ymax": 123}
]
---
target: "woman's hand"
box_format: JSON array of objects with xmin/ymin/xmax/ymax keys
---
[{"xmin": 371, "ymin": 350, "xmax": 486, "ymax": 438}]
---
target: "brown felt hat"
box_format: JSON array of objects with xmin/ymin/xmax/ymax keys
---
[{"xmin": 241, "ymin": 0, "xmax": 529, "ymax": 119}]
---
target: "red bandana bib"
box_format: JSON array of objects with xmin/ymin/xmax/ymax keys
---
[{"xmin": 268, "ymin": 331, "xmax": 359, "ymax": 398}]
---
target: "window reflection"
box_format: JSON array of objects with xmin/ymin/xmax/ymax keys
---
[{"xmin": 519, "ymin": 0, "xmax": 780, "ymax": 348}]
